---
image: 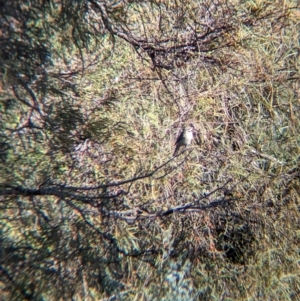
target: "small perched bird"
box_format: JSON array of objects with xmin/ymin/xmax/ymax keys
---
[{"xmin": 173, "ymin": 124, "xmax": 194, "ymax": 156}]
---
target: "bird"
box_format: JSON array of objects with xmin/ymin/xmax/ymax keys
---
[{"xmin": 173, "ymin": 124, "xmax": 194, "ymax": 156}]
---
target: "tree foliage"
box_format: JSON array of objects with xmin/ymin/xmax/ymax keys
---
[{"xmin": 1, "ymin": 0, "xmax": 300, "ymax": 300}]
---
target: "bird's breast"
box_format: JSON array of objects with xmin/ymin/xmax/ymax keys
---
[{"xmin": 185, "ymin": 132, "xmax": 193, "ymax": 144}]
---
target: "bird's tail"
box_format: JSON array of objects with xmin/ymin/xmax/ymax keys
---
[{"xmin": 173, "ymin": 144, "xmax": 181, "ymax": 156}]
